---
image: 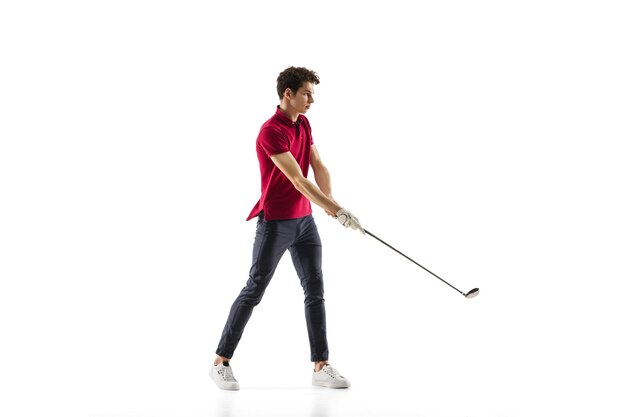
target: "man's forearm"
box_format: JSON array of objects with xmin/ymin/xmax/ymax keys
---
[
  {"xmin": 294, "ymin": 176, "xmax": 341, "ymax": 215},
  {"xmin": 313, "ymin": 164, "xmax": 333, "ymax": 198}
]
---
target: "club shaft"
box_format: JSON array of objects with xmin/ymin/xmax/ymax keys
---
[{"xmin": 364, "ymin": 229, "xmax": 464, "ymax": 296}]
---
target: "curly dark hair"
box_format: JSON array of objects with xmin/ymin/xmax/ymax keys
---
[{"xmin": 276, "ymin": 66, "xmax": 320, "ymax": 99}]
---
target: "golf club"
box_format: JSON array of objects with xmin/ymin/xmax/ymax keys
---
[{"xmin": 364, "ymin": 229, "xmax": 479, "ymax": 299}]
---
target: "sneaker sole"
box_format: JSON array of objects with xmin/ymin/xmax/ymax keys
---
[
  {"xmin": 312, "ymin": 380, "xmax": 350, "ymax": 389},
  {"xmin": 218, "ymin": 383, "xmax": 240, "ymax": 391}
]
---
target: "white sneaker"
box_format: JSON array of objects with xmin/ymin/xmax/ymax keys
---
[
  {"xmin": 210, "ymin": 362, "xmax": 240, "ymax": 390},
  {"xmin": 312, "ymin": 364, "xmax": 351, "ymax": 388}
]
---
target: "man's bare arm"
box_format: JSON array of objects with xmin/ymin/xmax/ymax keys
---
[
  {"xmin": 270, "ymin": 151, "xmax": 341, "ymax": 216},
  {"xmin": 310, "ymin": 145, "xmax": 332, "ymax": 196},
  {"xmin": 310, "ymin": 145, "xmax": 340, "ymax": 216}
]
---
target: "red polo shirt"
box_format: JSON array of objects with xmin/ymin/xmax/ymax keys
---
[{"xmin": 247, "ymin": 107, "xmax": 314, "ymax": 221}]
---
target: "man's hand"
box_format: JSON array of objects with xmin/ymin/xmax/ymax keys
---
[{"xmin": 336, "ymin": 208, "xmax": 365, "ymax": 234}]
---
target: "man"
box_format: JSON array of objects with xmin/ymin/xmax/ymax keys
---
[{"xmin": 210, "ymin": 66, "xmax": 363, "ymax": 390}]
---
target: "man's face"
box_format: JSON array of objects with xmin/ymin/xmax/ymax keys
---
[{"xmin": 287, "ymin": 81, "xmax": 315, "ymax": 114}]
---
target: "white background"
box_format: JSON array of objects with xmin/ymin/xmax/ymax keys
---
[{"xmin": 1, "ymin": 1, "xmax": 625, "ymax": 416}]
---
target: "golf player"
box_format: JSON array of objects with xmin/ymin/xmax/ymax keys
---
[{"xmin": 210, "ymin": 66, "xmax": 363, "ymax": 390}]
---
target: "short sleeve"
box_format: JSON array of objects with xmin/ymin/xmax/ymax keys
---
[{"xmin": 258, "ymin": 125, "xmax": 289, "ymax": 156}]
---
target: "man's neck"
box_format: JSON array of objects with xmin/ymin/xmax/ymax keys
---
[{"xmin": 279, "ymin": 102, "xmax": 299, "ymax": 122}]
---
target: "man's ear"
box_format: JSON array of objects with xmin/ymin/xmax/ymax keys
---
[{"xmin": 283, "ymin": 88, "xmax": 293, "ymax": 99}]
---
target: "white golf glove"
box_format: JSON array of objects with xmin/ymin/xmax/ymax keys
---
[{"xmin": 336, "ymin": 208, "xmax": 365, "ymax": 234}]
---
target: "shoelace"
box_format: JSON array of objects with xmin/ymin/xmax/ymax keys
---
[
  {"xmin": 217, "ymin": 366, "xmax": 236, "ymax": 381},
  {"xmin": 324, "ymin": 366, "xmax": 343, "ymax": 379}
]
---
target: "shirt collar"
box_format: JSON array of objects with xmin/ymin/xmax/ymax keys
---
[{"xmin": 274, "ymin": 106, "xmax": 301, "ymax": 126}]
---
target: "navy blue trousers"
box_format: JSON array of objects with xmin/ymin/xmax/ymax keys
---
[{"xmin": 216, "ymin": 214, "xmax": 328, "ymax": 362}]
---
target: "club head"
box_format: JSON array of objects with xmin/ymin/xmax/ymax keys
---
[{"xmin": 464, "ymin": 288, "xmax": 480, "ymax": 299}]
